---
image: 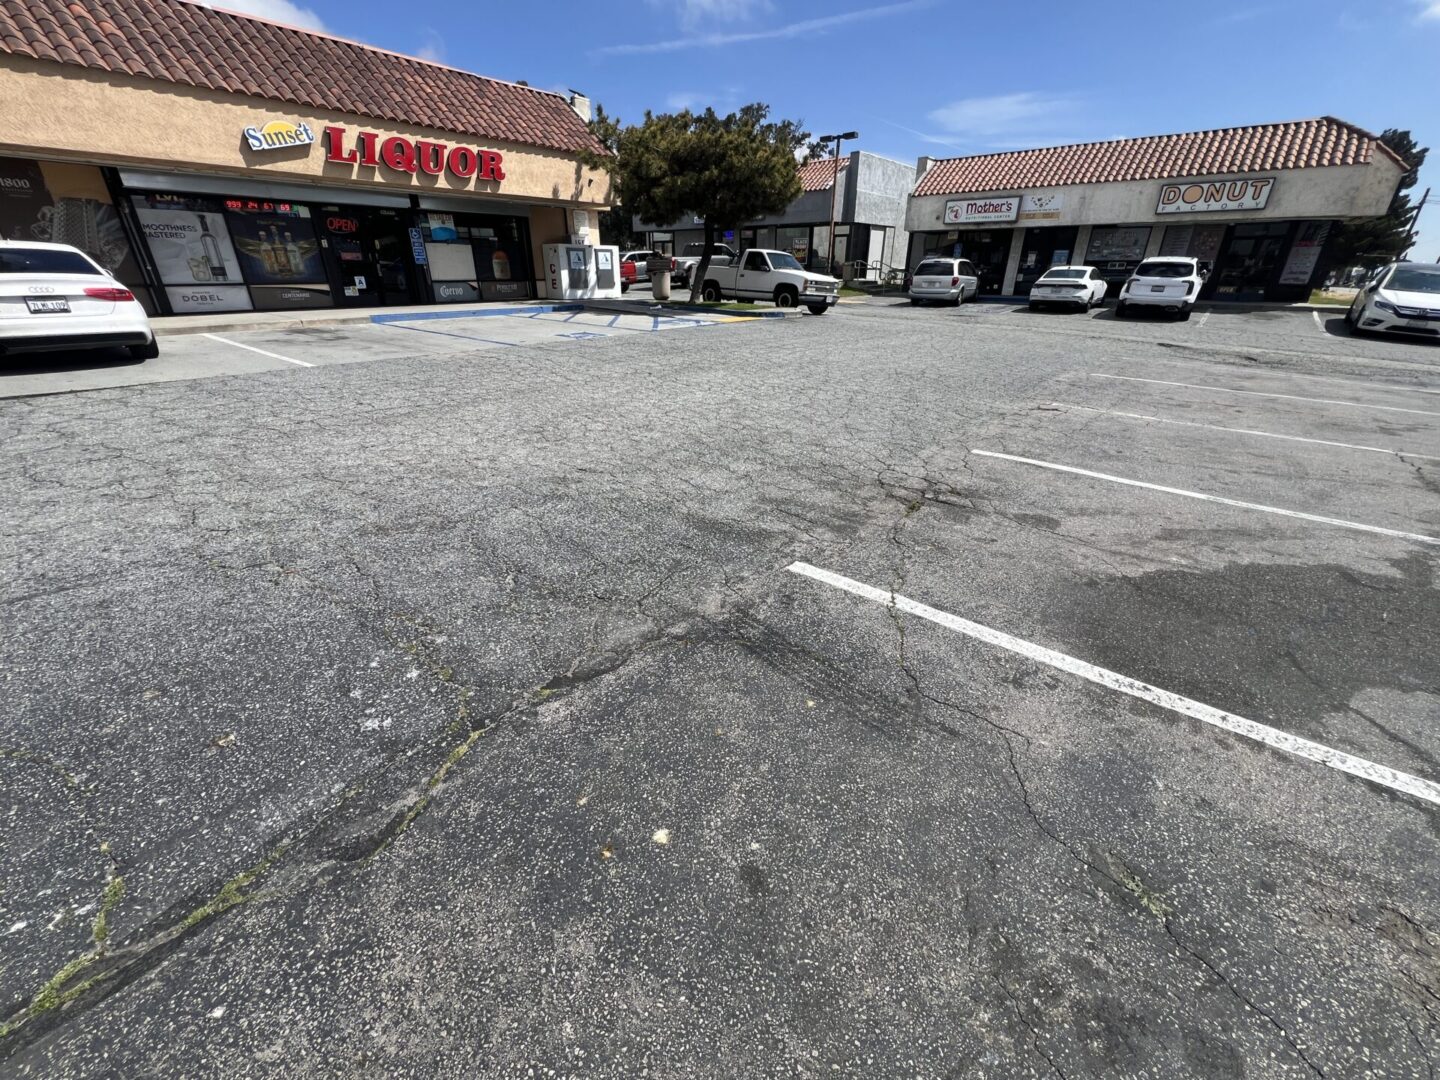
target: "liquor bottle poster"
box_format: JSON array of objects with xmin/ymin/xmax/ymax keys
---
[
  {"xmin": 130, "ymin": 194, "xmax": 245, "ymax": 286},
  {"xmin": 225, "ymin": 204, "xmax": 324, "ymax": 285}
]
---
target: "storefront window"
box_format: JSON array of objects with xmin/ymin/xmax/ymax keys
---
[
  {"xmin": 421, "ymin": 211, "xmax": 532, "ymax": 303},
  {"xmin": 130, "ymin": 193, "xmax": 252, "ymax": 314},
  {"xmin": 224, "ymin": 200, "xmax": 332, "ymax": 310},
  {"xmin": 0, "ymin": 156, "xmax": 150, "ymax": 307}
]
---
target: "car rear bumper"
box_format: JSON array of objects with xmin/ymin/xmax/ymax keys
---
[
  {"xmin": 0, "ymin": 310, "xmax": 153, "ymax": 354},
  {"xmin": 1120, "ymin": 293, "xmax": 1192, "ymax": 311},
  {"xmin": 909, "ymin": 287, "xmax": 962, "ymax": 301},
  {"xmin": 1029, "ymin": 291, "xmax": 1087, "ymax": 305}
]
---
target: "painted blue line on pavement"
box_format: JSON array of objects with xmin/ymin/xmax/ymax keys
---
[
  {"xmin": 370, "ymin": 304, "xmax": 581, "ymax": 324},
  {"xmin": 607, "ymin": 314, "xmax": 621, "ymax": 327}
]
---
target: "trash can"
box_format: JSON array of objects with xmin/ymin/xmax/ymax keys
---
[{"xmin": 647, "ymin": 256, "xmax": 672, "ymax": 301}]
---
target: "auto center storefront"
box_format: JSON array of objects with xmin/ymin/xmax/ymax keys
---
[
  {"xmin": 0, "ymin": 4, "xmax": 609, "ymax": 317},
  {"xmin": 905, "ymin": 119, "xmax": 1406, "ymax": 302}
]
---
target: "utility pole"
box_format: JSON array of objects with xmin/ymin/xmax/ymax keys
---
[{"xmin": 819, "ymin": 130, "xmax": 858, "ymax": 276}]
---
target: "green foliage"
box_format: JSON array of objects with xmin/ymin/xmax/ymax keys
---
[
  {"xmin": 584, "ymin": 102, "xmax": 812, "ymax": 299},
  {"xmin": 1327, "ymin": 128, "xmax": 1429, "ymax": 269}
]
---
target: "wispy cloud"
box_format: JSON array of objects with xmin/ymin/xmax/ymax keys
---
[
  {"xmin": 1419, "ymin": 0, "xmax": 1440, "ymax": 19},
  {"xmin": 413, "ymin": 27, "xmax": 445, "ymax": 63},
  {"xmin": 595, "ymin": 0, "xmax": 930, "ymax": 57},
  {"xmin": 1212, "ymin": 7, "xmax": 1266, "ymax": 24},
  {"xmin": 927, "ymin": 92, "xmax": 1080, "ymax": 141},
  {"xmin": 193, "ymin": 0, "xmax": 325, "ymax": 31},
  {"xmin": 647, "ymin": 0, "xmax": 773, "ymax": 30}
]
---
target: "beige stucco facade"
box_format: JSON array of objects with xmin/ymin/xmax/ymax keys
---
[{"xmin": 0, "ymin": 55, "xmax": 612, "ymax": 208}]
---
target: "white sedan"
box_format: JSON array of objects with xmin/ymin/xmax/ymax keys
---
[
  {"xmin": 1027, "ymin": 265, "xmax": 1107, "ymax": 311},
  {"xmin": 0, "ymin": 240, "xmax": 157, "ymax": 360},
  {"xmin": 1346, "ymin": 262, "xmax": 1440, "ymax": 340}
]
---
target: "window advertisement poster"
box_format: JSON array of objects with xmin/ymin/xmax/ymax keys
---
[
  {"xmin": 130, "ymin": 194, "xmax": 252, "ymax": 312},
  {"xmin": 0, "ymin": 156, "xmax": 143, "ymax": 285},
  {"xmin": 1086, "ymin": 226, "xmax": 1151, "ymax": 263},
  {"xmin": 224, "ymin": 201, "xmax": 324, "ymax": 285},
  {"xmin": 1278, "ymin": 221, "xmax": 1332, "ymax": 285}
]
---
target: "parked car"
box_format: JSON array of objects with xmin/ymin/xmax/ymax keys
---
[
  {"xmin": 698, "ymin": 248, "xmax": 839, "ymax": 314},
  {"xmin": 675, "ymin": 242, "xmax": 738, "ymax": 288},
  {"xmin": 1028, "ymin": 265, "xmax": 1107, "ymax": 311},
  {"xmin": 1346, "ymin": 262, "xmax": 1440, "ymax": 339},
  {"xmin": 619, "ymin": 250, "xmax": 677, "ymax": 293},
  {"xmin": 0, "ymin": 240, "xmax": 157, "ymax": 360},
  {"xmin": 908, "ymin": 257, "xmax": 979, "ymax": 306},
  {"xmin": 1114, "ymin": 257, "xmax": 1206, "ymax": 320}
]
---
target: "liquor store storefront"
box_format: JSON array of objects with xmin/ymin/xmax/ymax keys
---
[
  {"xmin": 904, "ymin": 119, "xmax": 1407, "ymax": 302},
  {"xmin": 0, "ymin": 0, "xmax": 610, "ymax": 317}
]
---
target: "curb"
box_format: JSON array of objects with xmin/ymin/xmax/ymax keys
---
[
  {"xmin": 369, "ymin": 304, "xmax": 582, "ymax": 324},
  {"xmin": 579, "ymin": 298, "xmax": 794, "ymax": 320}
]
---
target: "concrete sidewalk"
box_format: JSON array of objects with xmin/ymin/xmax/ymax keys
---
[{"xmin": 151, "ymin": 300, "xmax": 578, "ymax": 337}]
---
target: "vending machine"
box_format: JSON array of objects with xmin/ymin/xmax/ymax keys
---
[{"xmin": 541, "ymin": 244, "xmax": 621, "ymax": 300}]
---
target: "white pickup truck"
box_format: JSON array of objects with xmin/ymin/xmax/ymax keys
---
[
  {"xmin": 674, "ymin": 242, "xmax": 738, "ymax": 289},
  {"xmin": 697, "ymin": 248, "xmax": 841, "ymax": 314}
]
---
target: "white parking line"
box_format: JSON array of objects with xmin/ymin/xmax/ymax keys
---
[
  {"xmin": 1120, "ymin": 362, "xmax": 1440, "ymax": 398},
  {"xmin": 786, "ymin": 562, "xmax": 1440, "ymax": 807},
  {"xmin": 1196, "ymin": 310, "xmax": 1210, "ymax": 329},
  {"xmin": 1052, "ymin": 402, "xmax": 1440, "ymax": 461},
  {"xmin": 970, "ymin": 449, "xmax": 1440, "ymax": 546},
  {"xmin": 1091, "ymin": 373, "xmax": 1440, "ymax": 417},
  {"xmin": 1312, "ymin": 310, "xmax": 1326, "ymax": 335},
  {"xmin": 201, "ymin": 333, "xmax": 313, "ymax": 368}
]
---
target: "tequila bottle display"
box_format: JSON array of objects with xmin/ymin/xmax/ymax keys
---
[
  {"xmin": 197, "ymin": 214, "xmax": 228, "ymax": 281},
  {"xmin": 270, "ymin": 227, "xmax": 292, "ymax": 275},
  {"xmin": 284, "ymin": 231, "xmax": 303, "ymax": 276}
]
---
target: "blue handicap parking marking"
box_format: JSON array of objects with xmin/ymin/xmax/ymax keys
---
[{"xmin": 556, "ymin": 331, "xmax": 608, "ymax": 340}]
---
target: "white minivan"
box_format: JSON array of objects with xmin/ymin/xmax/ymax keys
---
[{"xmin": 909, "ymin": 257, "xmax": 979, "ymax": 306}]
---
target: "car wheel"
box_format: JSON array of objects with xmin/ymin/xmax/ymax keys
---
[
  {"xmin": 909, "ymin": 298, "xmax": 921, "ymax": 306},
  {"xmin": 1115, "ymin": 301, "xmax": 1127, "ymax": 318},
  {"xmin": 806, "ymin": 303, "xmax": 829, "ymax": 315},
  {"xmin": 621, "ymin": 283, "xmax": 630, "ymax": 294},
  {"xmin": 701, "ymin": 281, "xmax": 722, "ymax": 303},
  {"xmin": 1177, "ymin": 308, "xmax": 1192, "ymax": 322},
  {"xmin": 129, "ymin": 338, "xmax": 159, "ymax": 361},
  {"xmin": 949, "ymin": 295, "xmax": 962, "ymax": 307},
  {"xmin": 774, "ymin": 287, "xmax": 798, "ymax": 309}
]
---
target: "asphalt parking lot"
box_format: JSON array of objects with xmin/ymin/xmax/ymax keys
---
[{"xmin": 3, "ymin": 297, "xmax": 1438, "ymax": 1076}]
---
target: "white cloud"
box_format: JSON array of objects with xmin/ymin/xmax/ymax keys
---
[
  {"xmin": 927, "ymin": 92, "xmax": 1079, "ymax": 140},
  {"xmin": 648, "ymin": 0, "xmax": 772, "ymax": 30},
  {"xmin": 193, "ymin": 0, "xmax": 326, "ymax": 31},
  {"xmin": 596, "ymin": 0, "xmax": 929, "ymax": 56},
  {"xmin": 1419, "ymin": 0, "xmax": 1440, "ymax": 18},
  {"xmin": 414, "ymin": 27, "xmax": 445, "ymax": 63}
]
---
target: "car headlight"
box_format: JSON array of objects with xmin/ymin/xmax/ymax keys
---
[{"xmin": 1374, "ymin": 299, "xmax": 1398, "ymax": 314}]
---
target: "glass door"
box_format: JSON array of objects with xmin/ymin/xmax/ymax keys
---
[{"xmin": 318, "ymin": 207, "xmax": 413, "ymax": 307}]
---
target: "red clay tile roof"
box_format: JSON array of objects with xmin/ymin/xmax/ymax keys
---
[
  {"xmin": 798, "ymin": 157, "xmax": 849, "ymax": 192},
  {"xmin": 914, "ymin": 118, "xmax": 1406, "ymax": 197},
  {"xmin": 0, "ymin": 0, "xmax": 604, "ymax": 155}
]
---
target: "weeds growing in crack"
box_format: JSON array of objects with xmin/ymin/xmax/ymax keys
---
[{"xmin": 1, "ymin": 853, "xmax": 124, "ymax": 1040}]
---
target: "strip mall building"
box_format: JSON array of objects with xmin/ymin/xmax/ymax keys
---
[
  {"xmin": 0, "ymin": 0, "xmax": 610, "ymax": 314},
  {"xmin": 906, "ymin": 118, "xmax": 1406, "ymax": 302}
]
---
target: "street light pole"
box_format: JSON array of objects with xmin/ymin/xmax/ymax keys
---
[{"xmin": 819, "ymin": 130, "xmax": 858, "ymax": 276}]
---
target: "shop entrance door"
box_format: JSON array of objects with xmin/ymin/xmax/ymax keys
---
[
  {"xmin": 318, "ymin": 206, "xmax": 414, "ymax": 307},
  {"xmin": 1013, "ymin": 226, "xmax": 1079, "ymax": 294},
  {"xmin": 1206, "ymin": 222, "xmax": 1294, "ymax": 302},
  {"xmin": 949, "ymin": 230, "xmax": 1011, "ymax": 294}
]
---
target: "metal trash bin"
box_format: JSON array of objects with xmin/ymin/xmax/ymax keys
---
[{"xmin": 646, "ymin": 256, "xmax": 672, "ymax": 301}]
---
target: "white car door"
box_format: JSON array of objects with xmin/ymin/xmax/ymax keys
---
[{"xmin": 736, "ymin": 250, "xmax": 773, "ymax": 299}]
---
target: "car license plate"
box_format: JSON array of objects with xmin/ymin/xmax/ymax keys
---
[
  {"xmin": 1406, "ymin": 320, "xmax": 1429, "ymax": 329},
  {"xmin": 26, "ymin": 298, "xmax": 70, "ymax": 313},
  {"xmin": 1150, "ymin": 285, "xmax": 1165, "ymax": 293}
]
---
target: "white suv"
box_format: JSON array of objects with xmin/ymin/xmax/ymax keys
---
[
  {"xmin": 1115, "ymin": 257, "xmax": 1205, "ymax": 320},
  {"xmin": 1346, "ymin": 262, "xmax": 1440, "ymax": 339}
]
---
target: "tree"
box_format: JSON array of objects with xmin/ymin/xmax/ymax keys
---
[
  {"xmin": 1326, "ymin": 129, "xmax": 1429, "ymax": 271},
  {"xmin": 585, "ymin": 104, "xmax": 642, "ymax": 249},
  {"xmin": 583, "ymin": 103, "xmax": 811, "ymax": 301}
]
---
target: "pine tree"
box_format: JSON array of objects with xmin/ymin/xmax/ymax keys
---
[{"xmin": 1327, "ymin": 129, "xmax": 1429, "ymax": 272}]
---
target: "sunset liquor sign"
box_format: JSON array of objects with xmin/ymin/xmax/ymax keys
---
[{"xmin": 321, "ymin": 127, "xmax": 506, "ymax": 185}]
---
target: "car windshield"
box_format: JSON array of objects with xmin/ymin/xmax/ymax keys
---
[
  {"xmin": 1387, "ymin": 267, "xmax": 1440, "ymax": 295},
  {"xmin": 1040, "ymin": 269, "xmax": 1085, "ymax": 280},
  {"xmin": 769, "ymin": 252, "xmax": 804, "ymax": 272},
  {"xmin": 0, "ymin": 248, "xmax": 102, "ymax": 275},
  {"xmin": 916, "ymin": 260, "xmax": 954, "ymax": 276},
  {"xmin": 1135, "ymin": 261, "xmax": 1193, "ymax": 278}
]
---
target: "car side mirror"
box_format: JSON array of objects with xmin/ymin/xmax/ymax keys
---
[{"xmin": 1367, "ymin": 281, "xmax": 1380, "ymax": 293}]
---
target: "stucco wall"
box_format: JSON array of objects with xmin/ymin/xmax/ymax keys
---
[
  {"xmin": 905, "ymin": 160, "xmax": 1402, "ymax": 234},
  {"xmin": 849, "ymin": 152, "xmax": 915, "ymax": 271},
  {"xmin": 0, "ymin": 56, "xmax": 612, "ymax": 209}
]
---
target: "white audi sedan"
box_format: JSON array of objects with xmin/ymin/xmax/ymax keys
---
[
  {"xmin": 1115, "ymin": 257, "xmax": 1205, "ymax": 320},
  {"xmin": 0, "ymin": 240, "xmax": 157, "ymax": 360},
  {"xmin": 1346, "ymin": 262, "xmax": 1440, "ymax": 340},
  {"xmin": 1028, "ymin": 265, "xmax": 1108, "ymax": 311}
]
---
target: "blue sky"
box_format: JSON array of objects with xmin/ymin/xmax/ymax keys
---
[{"xmin": 216, "ymin": 0, "xmax": 1440, "ymax": 261}]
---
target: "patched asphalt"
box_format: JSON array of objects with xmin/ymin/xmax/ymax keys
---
[{"xmin": 2, "ymin": 300, "xmax": 1438, "ymax": 1076}]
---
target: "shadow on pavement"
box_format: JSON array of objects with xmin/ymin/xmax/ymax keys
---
[{"xmin": 0, "ymin": 347, "xmax": 144, "ymax": 378}]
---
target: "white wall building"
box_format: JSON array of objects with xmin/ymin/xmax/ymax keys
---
[{"xmin": 905, "ymin": 117, "xmax": 1406, "ymax": 302}]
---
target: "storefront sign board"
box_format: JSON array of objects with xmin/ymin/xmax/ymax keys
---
[
  {"xmin": 408, "ymin": 227, "xmax": 428, "ymax": 265},
  {"xmin": 1157, "ymin": 177, "xmax": 1275, "ymax": 214},
  {"xmin": 1278, "ymin": 221, "xmax": 1331, "ymax": 285},
  {"xmin": 242, "ymin": 120, "xmax": 316, "ymax": 152},
  {"xmin": 1017, "ymin": 193, "xmax": 1064, "ymax": 221},
  {"xmin": 324, "ymin": 128, "xmax": 505, "ymax": 183},
  {"xmin": 944, "ymin": 196, "xmax": 1020, "ymax": 225}
]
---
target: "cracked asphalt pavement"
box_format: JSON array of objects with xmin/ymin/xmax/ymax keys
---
[{"xmin": 3, "ymin": 298, "xmax": 1439, "ymax": 1076}]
